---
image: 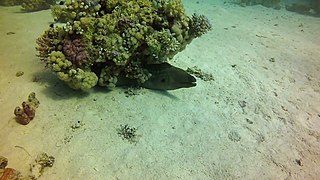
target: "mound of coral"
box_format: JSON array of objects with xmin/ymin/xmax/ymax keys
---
[
  {"xmin": 0, "ymin": 0, "xmax": 56, "ymax": 12},
  {"xmin": 0, "ymin": 0, "xmax": 23, "ymax": 6},
  {"xmin": 21, "ymin": 0, "xmax": 55, "ymax": 12},
  {"xmin": 37, "ymin": 0, "xmax": 211, "ymax": 90}
]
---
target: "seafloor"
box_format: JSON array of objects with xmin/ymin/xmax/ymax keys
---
[{"xmin": 0, "ymin": 1, "xmax": 320, "ymax": 179}]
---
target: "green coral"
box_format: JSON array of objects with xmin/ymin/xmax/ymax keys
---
[
  {"xmin": 52, "ymin": 0, "xmax": 101, "ymax": 22},
  {"xmin": 0, "ymin": 0, "xmax": 55, "ymax": 11},
  {"xmin": 21, "ymin": 0, "xmax": 55, "ymax": 12},
  {"xmin": 146, "ymin": 29, "xmax": 180, "ymax": 63},
  {"xmin": 57, "ymin": 68, "xmax": 98, "ymax": 90},
  {"xmin": 48, "ymin": 51, "xmax": 98, "ymax": 90},
  {"xmin": 51, "ymin": 4, "xmax": 70, "ymax": 22},
  {"xmin": 37, "ymin": 0, "xmax": 211, "ymax": 90},
  {"xmin": 47, "ymin": 51, "xmax": 72, "ymax": 72},
  {"xmin": 0, "ymin": 0, "xmax": 23, "ymax": 6},
  {"xmin": 189, "ymin": 14, "xmax": 212, "ymax": 38}
]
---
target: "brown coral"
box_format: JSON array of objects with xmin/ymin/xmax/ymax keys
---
[
  {"xmin": 14, "ymin": 92, "xmax": 40, "ymax": 125},
  {"xmin": 0, "ymin": 168, "xmax": 22, "ymax": 180},
  {"xmin": 14, "ymin": 106, "xmax": 32, "ymax": 125},
  {"xmin": 36, "ymin": 27, "xmax": 65, "ymax": 62},
  {"xmin": 0, "ymin": 156, "xmax": 8, "ymax": 170},
  {"xmin": 0, "ymin": 156, "xmax": 23, "ymax": 180}
]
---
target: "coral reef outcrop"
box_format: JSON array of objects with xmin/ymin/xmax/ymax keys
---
[{"xmin": 37, "ymin": 0, "xmax": 211, "ymax": 90}]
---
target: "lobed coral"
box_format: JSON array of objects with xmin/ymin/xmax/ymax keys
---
[
  {"xmin": 14, "ymin": 92, "xmax": 40, "ymax": 125},
  {"xmin": 37, "ymin": 0, "xmax": 211, "ymax": 90},
  {"xmin": 47, "ymin": 51, "xmax": 98, "ymax": 90}
]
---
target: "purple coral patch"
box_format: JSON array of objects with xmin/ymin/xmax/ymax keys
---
[{"xmin": 62, "ymin": 38, "xmax": 89, "ymax": 66}]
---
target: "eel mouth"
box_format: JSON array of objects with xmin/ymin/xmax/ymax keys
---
[
  {"xmin": 183, "ymin": 82, "xmax": 197, "ymax": 87},
  {"xmin": 181, "ymin": 76, "xmax": 197, "ymax": 88}
]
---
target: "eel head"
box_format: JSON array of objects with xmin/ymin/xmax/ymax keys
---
[{"xmin": 141, "ymin": 63, "xmax": 196, "ymax": 90}]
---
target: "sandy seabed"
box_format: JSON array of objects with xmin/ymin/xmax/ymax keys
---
[{"xmin": 0, "ymin": 1, "xmax": 320, "ymax": 179}]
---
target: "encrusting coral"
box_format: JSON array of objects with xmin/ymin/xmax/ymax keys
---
[
  {"xmin": 14, "ymin": 92, "xmax": 40, "ymax": 125},
  {"xmin": 37, "ymin": 0, "xmax": 211, "ymax": 90}
]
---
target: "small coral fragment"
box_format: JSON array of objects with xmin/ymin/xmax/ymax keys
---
[
  {"xmin": 14, "ymin": 92, "xmax": 40, "ymax": 125},
  {"xmin": 0, "ymin": 168, "xmax": 23, "ymax": 180},
  {"xmin": 0, "ymin": 156, "xmax": 23, "ymax": 180},
  {"xmin": 0, "ymin": 156, "xmax": 8, "ymax": 170},
  {"xmin": 117, "ymin": 124, "xmax": 139, "ymax": 144},
  {"xmin": 15, "ymin": 71, "xmax": 24, "ymax": 77},
  {"xmin": 29, "ymin": 153, "xmax": 55, "ymax": 179}
]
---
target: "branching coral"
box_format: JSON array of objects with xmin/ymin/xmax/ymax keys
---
[
  {"xmin": 62, "ymin": 38, "xmax": 89, "ymax": 67},
  {"xmin": 146, "ymin": 29, "xmax": 180, "ymax": 62},
  {"xmin": 189, "ymin": 14, "xmax": 212, "ymax": 38},
  {"xmin": 36, "ymin": 27, "xmax": 66, "ymax": 61},
  {"xmin": 36, "ymin": 0, "xmax": 211, "ymax": 90}
]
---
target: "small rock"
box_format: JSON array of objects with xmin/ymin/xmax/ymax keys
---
[
  {"xmin": 228, "ymin": 130, "xmax": 241, "ymax": 142},
  {"xmin": 71, "ymin": 121, "xmax": 82, "ymax": 129},
  {"xmin": 269, "ymin": 57, "xmax": 275, "ymax": 62},
  {"xmin": 15, "ymin": 71, "xmax": 24, "ymax": 77},
  {"xmin": 238, "ymin": 100, "xmax": 247, "ymax": 108}
]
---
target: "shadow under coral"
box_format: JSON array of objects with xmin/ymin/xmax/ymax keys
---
[{"xmin": 32, "ymin": 69, "xmax": 93, "ymax": 100}]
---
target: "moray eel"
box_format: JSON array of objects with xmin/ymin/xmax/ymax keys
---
[
  {"xmin": 142, "ymin": 63, "xmax": 196, "ymax": 90},
  {"xmin": 117, "ymin": 63, "xmax": 196, "ymax": 90}
]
